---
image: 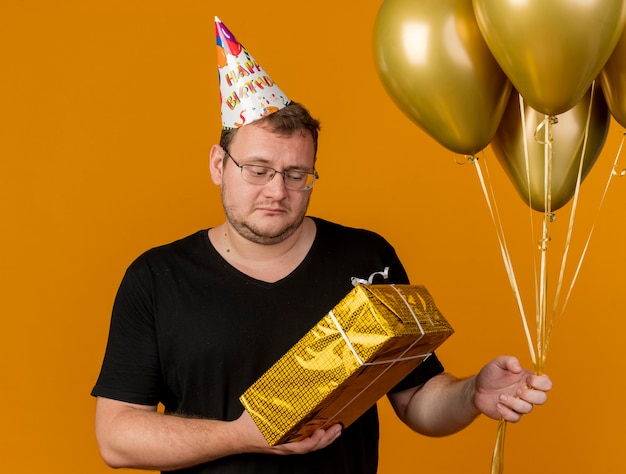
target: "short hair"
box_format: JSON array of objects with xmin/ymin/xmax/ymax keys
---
[{"xmin": 219, "ymin": 102, "xmax": 321, "ymax": 155}]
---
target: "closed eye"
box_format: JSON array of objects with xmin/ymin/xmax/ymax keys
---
[
  {"xmin": 246, "ymin": 166, "xmax": 273, "ymax": 177},
  {"xmin": 285, "ymin": 172, "xmax": 306, "ymax": 182}
]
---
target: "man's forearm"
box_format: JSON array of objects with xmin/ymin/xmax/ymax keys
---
[
  {"xmin": 392, "ymin": 373, "xmax": 481, "ymax": 437},
  {"xmin": 95, "ymin": 399, "xmax": 249, "ymax": 471}
]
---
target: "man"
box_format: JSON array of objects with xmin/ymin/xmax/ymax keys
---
[{"xmin": 91, "ymin": 18, "xmax": 552, "ymax": 474}]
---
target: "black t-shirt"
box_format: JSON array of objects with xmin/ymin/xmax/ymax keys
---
[{"xmin": 92, "ymin": 217, "xmax": 444, "ymax": 473}]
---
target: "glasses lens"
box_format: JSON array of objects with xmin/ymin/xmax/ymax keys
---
[
  {"xmin": 238, "ymin": 161, "xmax": 317, "ymax": 190},
  {"xmin": 241, "ymin": 165, "xmax": 273, "ymax": 185},
  {"xmin": 283, "ymin": 171, "xmax": 316, "ymax": 190}
]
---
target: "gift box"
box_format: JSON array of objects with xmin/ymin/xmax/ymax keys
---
[{"xmin": 239, "ymin": 284, "xmax": 454, "ymax": 445}]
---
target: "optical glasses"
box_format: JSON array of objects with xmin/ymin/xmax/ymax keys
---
[{"xmin": 224, "ymin": 150, "xmax": 319, "ymax": 191}]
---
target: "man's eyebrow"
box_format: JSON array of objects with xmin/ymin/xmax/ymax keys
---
[{"xmin": 243, "ymin": 157, "xmax": 312, "ymax": 171}]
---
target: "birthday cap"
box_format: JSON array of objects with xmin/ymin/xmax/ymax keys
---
[{"xmin": 215, "ymin": 16, "xmax": 290, "ymax": 129}]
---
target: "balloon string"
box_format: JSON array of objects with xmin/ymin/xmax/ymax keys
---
[
  {"xmin": 612, "ymin": 132, "xmax": 626, "ymax": 178},
  {"xmin": 470, "ymin": 155, "xmax": 536, "ymax": 366},
  {"xmin": 483, "ymin": 86, "xmax": 621, "ymax": 473},
  {"xmin": 528, "ymin": 106, "xmax": 557, "ymax": 373},
  {"xmin": 471, "ymin": 156, "xmax": 522, "ymax": 474},
  {"xmin": 546, "ymin": 81, "xmax": 597, "ymax": 364},
  {"xmin": 519, "ymin": 97, "xmax": 543, "ymax": 364},
  {"xmin": 555, "ymin": 130, "xmax": 626, "ymax": 324},
  {"xmin": 535, "ymin": 116, "xmax": 554, "ymax": 373},
  {"xmin": 490, "ymin": 418, "xmax": 507, "ymax": 474}
]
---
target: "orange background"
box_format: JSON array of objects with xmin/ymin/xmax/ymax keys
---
[{"xmin": 2, "ymin": 1, "xmax": 625, "ymax": 473}]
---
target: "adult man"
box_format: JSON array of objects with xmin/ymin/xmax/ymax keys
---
[{"xmin": 91, "ymin": 18, "xmax": 552, "ymax": 474}]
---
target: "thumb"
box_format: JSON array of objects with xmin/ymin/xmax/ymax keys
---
[{"xmin": 498, "ymin": 355, "xmax": 523, "ymax": 374}]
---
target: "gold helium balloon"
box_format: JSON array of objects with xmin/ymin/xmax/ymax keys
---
[
  {"xmin": 373, "ymin": 0, "xmax": 511, "ymax": 156},
  {"xmin": 491, "ymin": 87, "xmax": 610, "ymax": 212},
  {"xmin": 600, "ymin": 27, "xmax": 626, "ymax": 129},
  {"xmin": 473, "ymin": 0, "xmax": 626, "ymax": 116}
]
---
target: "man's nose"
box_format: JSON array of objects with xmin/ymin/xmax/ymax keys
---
[{"xmin": 262, "ymin": 171, "xmax": 288, "ymax": 195}]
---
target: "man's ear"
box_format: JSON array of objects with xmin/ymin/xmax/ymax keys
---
[{"xmin": 209, "ymin": 145, "xmax": 225, "ymax": 185}]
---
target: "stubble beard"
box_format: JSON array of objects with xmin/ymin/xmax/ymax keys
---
[{"xmin": 221, "ymin": 188, "xmax": 310, "ymax": 245}]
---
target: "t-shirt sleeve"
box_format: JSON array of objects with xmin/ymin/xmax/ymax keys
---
[
  {"xmin": 91, "ymin": 256, "xmax": 163, "ymax": 405},
  {"xmin": 375, "ymin": 234, "xmax": 445, "ymax": 391},
  {"xmin": 387, "ymin": 352, "xmax": 445, "ymax": 393}
]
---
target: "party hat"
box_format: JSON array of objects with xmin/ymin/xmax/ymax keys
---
[{"xmin": 215, "ymin": 16, "xmax": 290, "ymax": 129}]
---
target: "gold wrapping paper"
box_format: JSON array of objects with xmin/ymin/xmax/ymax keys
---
[{"xmin": 239, "ymin": 284, "xmax": 454, "ymax": 446}]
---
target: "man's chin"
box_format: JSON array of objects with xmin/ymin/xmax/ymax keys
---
[
  {"xmin": 240, "ymin": 220, "xmax": 302, "ymax": 245},
  {"xmin": 250, "ymin": 229, "xmax": 296, "ymax": 245}
]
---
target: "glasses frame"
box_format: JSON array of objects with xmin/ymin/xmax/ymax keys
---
[{"xmin": 223, "ymin": 150, "xmax": 319, "ymax": 191}]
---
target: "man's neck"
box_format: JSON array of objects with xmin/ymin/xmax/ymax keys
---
[{"xmin": 208, "ymin": 218, "xmax": 316, "ymax": 283}]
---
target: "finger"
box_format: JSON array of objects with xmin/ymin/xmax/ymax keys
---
[
  {"xmin": 528, "ymin": 374, "xmax": 553, "ymax": 392},
  {"xmin": 501, "ymin": 355, "xmax": 522, "ymax": 374},
  {"xmin": 501, "ymin": 393, "xmax": 534, "ymax": 414},
  {"xmin": 518, "ymin": 386, "xmax": 548, "ymax": 406},
  {"xmin": 285, "ymin": 424, "xmax": 342, "ymax": 453},
  {"xmin": 319, "ymin": 424, "xmax": 342, "ymax": 448},
  {"xmin": 308, "ymin": 425, "xmax": 340, "ymax": 449},
  {"xmin": 496, "ymin": 395, "xmax": 537, "ymax": 423},
  {"xmin": 496, "ymin": 401, "xmax": 524, "ymax": 423}
]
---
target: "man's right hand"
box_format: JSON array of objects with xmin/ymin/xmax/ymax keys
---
[{"xmin": 236, "ymin": 410, "xmax": 342, "ymax": 455}]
